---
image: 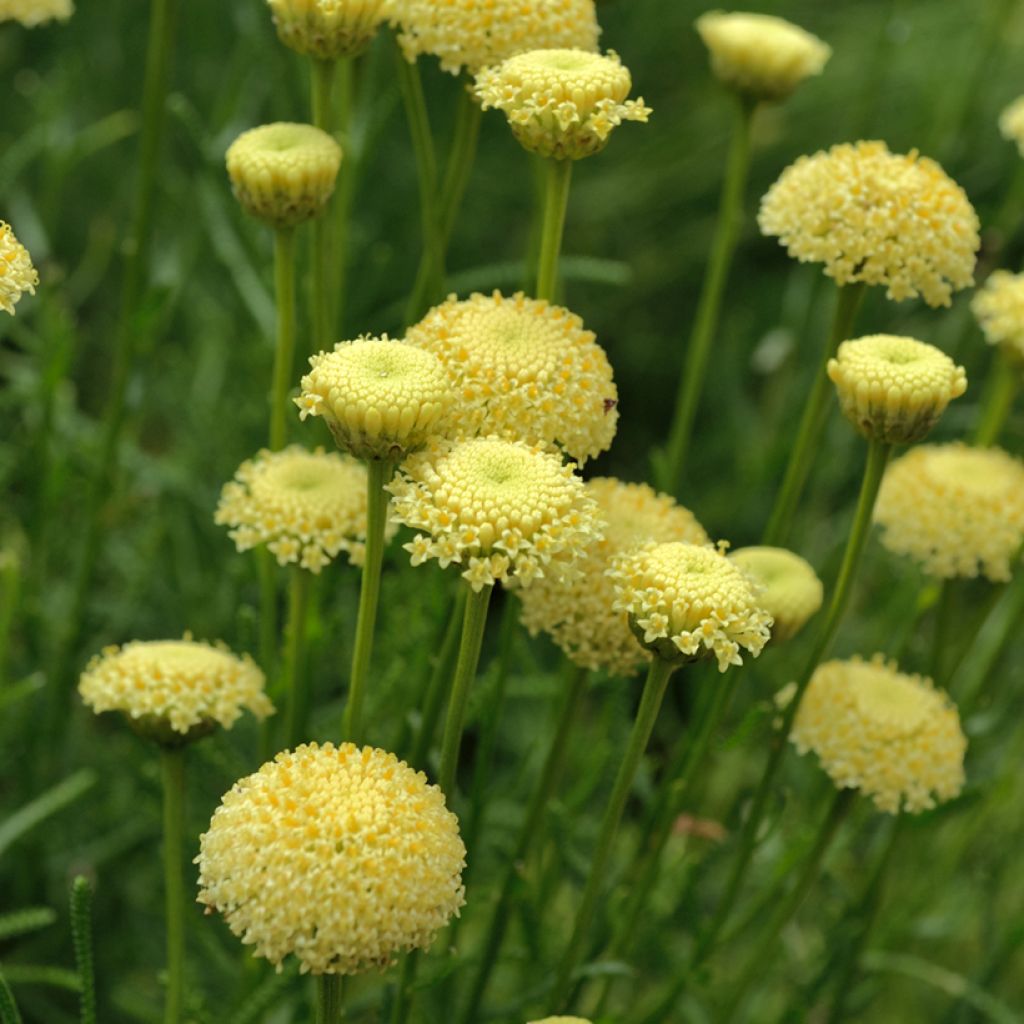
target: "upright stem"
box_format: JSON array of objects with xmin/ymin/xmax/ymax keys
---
[
  {"xmin": 548, "ymin": 658, "xmax": 676, "ymax": 1012},
  {"xmin": 270, "ymin": 228, "xmax": 298, "ymax": 451},
  {"xmin": 535, "ymin": 158, "xmax": 574, "ymax": 302},
  {"xmin": 974, "ymin": 348, "xmax": 1018, "ymax": 447},
  {"xmin": 257, "ymin": 548, "xmax": 279, "ymax": 761},
  {"xmin": 660, "ymin": 97, "xmax": 754, "ymax": 495},
  {"xmin": 334, "ymin": 57, "xmax": 356, "ymax": 336},
  {"xmin": 316, "ymin": 975, "xmax": 344, "ymax": 1024},
  {"xmin": 342, "ymin": 459, "xmax": 393, "ymax": 745},
  {"xmin": 161, "ymin": 747, "xmax": 186, "ymax": 1024},
  {"xmin": 283, "ymin": 568, "xmax": 312, "ymax": 747},
  {"xmin": 389, "ymin": 952, "xmax": 418, "ymax": 1024},
  {"xmin": 438, "ymin": 583, "xmax": 494, "ymax": 796},
  {"xmin": 311, "ymin": 58, "xmax": 337, "ymax": 354},
  {"xmin": 930, "ymin": 578, "xmax": 956, "ymax": 686},
  {"xmin": 761, "ymin": 282, "xmax": 867, "ymax": 546}
]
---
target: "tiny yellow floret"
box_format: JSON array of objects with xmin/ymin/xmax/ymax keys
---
[
  {"xmin": 0, "ymin": 0, "xmax": 72, "ymax": 26},
  {"xmin": 388, "ymin": 436, "xmax": 599, "ymax": 591},
  {"xmin": 266, "ymin": 0, "xmax": 387, "ymax": 59},
  {"xmin": 405, "ymin": 291, "xmax": 618, "ymax": 463},
  {"xmin": 875, "ymin": 443, "xmax": 1024, "ymax": 582},
  {"xmin": 758, "ymin": 141, "xmax": 979, "ymax": 307},
  {"xmin": 609, "ymin": 541, "xmax": 772, "ymax": 671},
  {"xmin": 196, "ymin": 742, "xmax": 466, "ymax": 974},
  {"xmin": 729, "ymin": 546, "xmax": 822, "ymax": 643},
  {"xmin": 226, "ymin": 123, "xmax": 341, "ymax": 228},
  {"xmin": 0, "ymin": 221, "xmax": 39, "ymax": 315},
  {"xmin": 971, "ymin": 270, "xmax": 1024, "ymax": 364},
  {"xmin": 474, "ymin": 49, "xmax": 651, "ymax": 161},
  {"xmin": 788, "ymin": 655, "xmax": 966, "ymax": 815},
  {"xmin": 998, "ymin": 96, "xmax": 1024, "ymax": 158},
  {"xmin": 695, "ymin": 11, "xmax": 830, "ymax": 102}
]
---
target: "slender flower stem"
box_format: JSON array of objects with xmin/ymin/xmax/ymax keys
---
[
  {"xmin": 761, "ymin": 282, "xmax": 867, "ymax": 546},
  {"xmin": 270, "ymin": 227, "xmax": 298, "ymax": 451},
  {"xmin": 660, "ymin": 96, "xmax": 754, "ymax": 495},
  {"xmin": 283, "ymin": 567, "xmax": 312, "ymax": 747},
  {"xmin": 257, "ymin": 549, "xmax": 279, "ymax": 761},
  {"xmin": 929, "ymin": 578, "xmax": 956, "ymax": 686},
  {"xmin": 316, "ymin": 974, "xmax": 344, "ymax": 1024},
  {"xmin": 459, "ymin": 665, "xmax": 589, "ymax": 1024},
  {"xmin": 334, "ymin": 57, "xmax": 356, "ymax": 336},
  {"xmin": 974, "ymin": 348, "xmax": 1019, "ymax": 447},
  {"xmin": 161, "ymin": 747, "xmax": 186, "ymax": 1024},
  {"xmin": 389, "ymin": 952, "xmax": 418, "ymax": 1024},
  {"xmin": 438, "ymin": 583, "xmax": 494, "ymax": 796},
  {"xmin": 720, "ymin": 788, "xmax": 857, "ymax": 1021},
  {"xmin": 548, "ymin": 657, "xmax": 677, "ymax": 1012},
  {"xmin": 0, "ymin": 554, "xmax": 19, "ymax": 691},
  {"xmin": 342, "ymin": 459, "xmax": 394, "ymax": 745},
  {"xmin": 695, "ymin": 439, "xmax": 891, "ymax": 969},
  {"xmin": 311, "ymin": 58, "xmax": 337, "ymax": 354},
  {"xmin": 535, "ymin": 158, "xmax": 573, "ymax": 302}
]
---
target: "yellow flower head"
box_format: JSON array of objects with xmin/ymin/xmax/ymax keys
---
[
  {"xmin": 788, "ymin": 655, "xmax": 966, "ymax": 814},
  {"xmin": 474, "ymin": 49, "xmax": 651, "ymax": 161},
  {"xmin": 518, "ymin": 478, "xmax": 708, "ymax": 677},
  {"xmin": 0, "ymin": 0, "xmax": 72, "ymax": 26},
  {"xmin": 215, "ymin": 446, "xmax": 391, "ymax": 573},
  {"xmin": 266, "ymin": 0, "xmax": 386, "ymax": 59},
  {"xmin": 998, "ymin": 95, "xmax": 1024, "ymax": 158},
  {"xmin": 827, "ymin": 334, "xmax": 967, "ymax": 444},
  {"xmin": 971, "ymin": 270, "xmax": 1024, "ymax": 364},
  {"xmin": 758, "ymin": 141, "xmax": 979, "ymax": 307},
  {"xmin": 875, "ymin": 443, "xmax": 1024, "ymax": 582},
  {"xmin": 78, "ymin": 638, "xmax": 272, "ymax": 744},
  {"xmin": 297, "ymin": 336, "xmax": 454, "ymax": 461},
  {"xmin": 528, "ymin": 1019, "xmax": 593, "ymax": 1024},
  {"xmin": 695, "ymin": 11, "xmax": 830, "ymax": 102},
  {"xmin": 0, "ymin": 221, "xmax": 39, "ymax": 315},
  {"xmin": 389, "ymin": 0, "xmax": 600, "ymax": 76},
  {"xmin": 609, "ymin": 541, "xmax": 772, "ymax": 671},
  {"xmin": 405, "ymin": 291, "xmax": 617, "ymax": 464},
  {"xmin": 226, "ymin": 123, "xmax": 341, "ymax": 229},
  {"xmin": 196, "ymin": 742, "xmax": 466, "ymax": 974},
  {"xmin": 388, "ymin": 436, "xmax": 599, "ymax": 591},
  {"xmin": 728, "ymin": 546, "xmax": 822, "ymax": 643}
]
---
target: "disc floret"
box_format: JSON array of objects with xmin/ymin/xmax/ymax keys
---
[{"xmin": 729, "ymin": 546, "xmax": 823, "ymax": 643}]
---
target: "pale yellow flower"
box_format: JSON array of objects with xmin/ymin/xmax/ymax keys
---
[
  {"xmin": 528, "ymin": 1018, "xmax": 592, "ymax": 1024},
  {"xmin": 0, "ymin": 221, "xmax": 39, "ymax": 315},
  {"xmin": 0, "ymin": 0, "xmax": 72, "ymax": 26},
  {"xmin": 266, "ymin": 0, "xmax": 387, "ymax": 59},
  {"xmin": 998, "ymin": 95, "xmax": 1024, "ymax": 158},
  {"xmin": 971, "ymin": 270, "xmax": 1024, "ymax": 364},
  {"xmin": 728, "ymin": 546, "xmax": 822, "ymax": 643}
]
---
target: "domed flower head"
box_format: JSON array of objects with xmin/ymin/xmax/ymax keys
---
[
  {"xmin": 971, "ymin": 270, "xmax": 1024, "ymax": 364},
  {"xmin": 758, "ymin": 141, "xmax": 980, "ymax": 307},
  {"xmin": 827, "ymin": 334, "xmax": 967, "ymax": 444},
  {"xmin": 297, "ymin": 336, "xmax": 454, "ymax": 461},
  {"xmin": 874, "ymin": 443, "xmax": 1024, "ymax": 582},
  {"xmin": 0, "ymin": 0, "xmax": 72, "ymax": 26},
  {"xmin": 474, "ymin": 49, "xmax": 651, "ymax": 161},
  {"xmin": 388, "ymin": 436, "xmax": 599, "ymax": 591},
  {"xmin": 196, "ymin": 742, "xmax": 466, "ymax": 974},
  {"xmin": 266, "ymin": 0, "xmax": 386, "ymax": 60},
  {"xmin": 695, "ymin": 11, "xmax": 830, "ymax": 102},
  {"xmin": 389, "ymin": 0, "xmax": 600, "ymax": 76},
  {"xmin": 215, "ymin": 446, "xmax": 392, "ymax": 572},
  {"xmin": 998, "ymin": 96, "xmax": 1024, "ymax": 158},
  {"xmin": 729, "ymin": 546, "xmax": 822, "ymax": 643},
  {"xmin": 529, "ymin": 1019, "xmax": 593, "ymax": 1024},
  {"xmin": 405, "ymin": 291, "xmax": 618, "ymax": 464},
  {"xmin": 518, "ymin": 479, "xmax": 708, "ymax": 677},
  {"xmin": 226, "ymin": 123, "xmax": 341, "ymax": 229},
  {"xmin": 79, "ymin": 638, "xmax": 272, "ymax": 745},
  {"xmin": 787, "ymin": 655, "xmax": 966, "ymax": 814},
  {"xmin": 0, "ymin": 221, "xmax": 39, "ymax": 315},
  {"xmin": 609, "ymin": 541, "xmax": 772, "ymax": 671}
]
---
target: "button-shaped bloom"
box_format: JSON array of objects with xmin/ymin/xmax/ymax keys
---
[{"xmin": 729, "ymin": 546, "xmax": 822, "ymax": 643}]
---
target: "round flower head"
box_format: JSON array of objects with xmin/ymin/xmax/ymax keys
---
[
  {"xmin": 695, "ymin": 11, "xmax": 831, "ymax": 102},
  {"xmin": 78, "ymin": 638, "xmax": 272, "ymax": 745},
  {"xmin": 390, "ymin": 0, "xmax": 600, "ymax": 76},
  {"xmin": 971, "ymin": 270, "xmax": 1024, "ymax": 365},
  {"xmin": 529, "ymin": 1019, "xmax": 593, "ymax": 1024},
  {"xmin": 0, "ymin": 221, "xmax": 39, "ymax": 315},
  {"xmin": 474, "ymin": 49, "xmax": 651, "ymax": 161},
  {"xmin": 998, "ymin": 95, "xmax": 1024, "ymax": 158},
  {"xmin": 226, "ymin": 123, "xmax": 341, "ymax": 229},
  {"xmin": 827, "ymin": 334, "xmax": 967, "ymax": 444},
  {"xmin": 728, "ymin": 546, "xmax": 822, "ymax": 643},
  {"xmin": 388, "ymin": 436, "xmax": 599, "ymax": 592},
  {"xmin": 297, "ymin": 336, "xmax": 454, "ymax": 461},
  {"xmin": 266, "ymin": 0, "xmax": 386, "ymax": 59},
  {"xmin": 0, "ymin": 0, "xmax": 72, "ymax": 26},
  {"xmin": 758, "ymin": 141, "xmax": 979, "ymax": 307},
  {"xmin": 874, "ymin": 443, "xmax": 1024, "ymax": 582},
  {"xmin": 215, "ymin": 446, "xmax": 391, "ymax": 572},
  {"xmin": 609, "ymin": 541, "xmax": 772, "ymax": 671},
  {"xmin": 196, "ymin": 742, "xmax": 466, "ymax": 974},
  {"xmin": 405, "ymin": 291, "xmax": 618, "ymax": 464},
  {"xmin": 518, "ymin": 479, "xmax": 708, "ymax": 677},
  {"xmin": 787, "ymin": 655, "xmax": 966, "ymax": 814}
]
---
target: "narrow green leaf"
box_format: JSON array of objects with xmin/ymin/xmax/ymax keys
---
[
  {"xmin": 0, "ymin": 970, "xmax": 21, "ymax": 1024},
  {"xmin": 70, "ymin": 878, "xmax": 97, "ymax": 1024},
  {"xmin": 0, "ymin": 965, "xmax": 82, "ymax": 992},
  {"xmin": 0, "ymin": 908, "xmax": 57, "ymax": 943},
  {"xmin": 0, "ymin": 770, "xmax": 97, "ymax": 860}
]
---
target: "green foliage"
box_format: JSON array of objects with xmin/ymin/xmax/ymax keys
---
[
  {"xmin": 69, "ymin": 878, "xmax": 96, "ymax": 1024},
  {"xmin": 0, "ymin": 770, "xmax": 96, "ymax": 860},
  {"xmin": 0, "ymin": 972, "xmax": 22, "ymax": 1024},
  {"xmin": 0, "ymin": 911, "xmax": 55, "ymax": 945}
]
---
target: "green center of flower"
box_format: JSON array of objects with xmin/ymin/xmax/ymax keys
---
[{"xmin": 853, "ymin": 672, "xmax": 931, "ymax": 734}]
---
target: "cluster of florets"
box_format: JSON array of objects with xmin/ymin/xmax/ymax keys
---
[
  {"xmin": 728, "ymin": 546, "xmax": 823, "ymax": 643},
  {"xmin": 0, "ymin": 0, "xmax": 73, "ymax": 27},
  {"xmin": 405, "ymin": 291, "xmax": 617, "ymax": 464},
  {"xmin": 971, "ymin": 270, "xmax": 1024, "ymax": 363},
  {"xmin": 0, "ymin": 221, "xmax": 39, "ymax": 315},
  {"xmin": 196, "ymin": 743, "xmax": 466, "ymax": 974},
  {"xmin": 758, "ymin": 141, "xmax": 979, "ymax": 307},
  {"xmin": 266, "ymin": 0, "xmax": 387, "ymax": 59}
]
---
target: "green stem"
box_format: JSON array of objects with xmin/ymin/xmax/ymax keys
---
[
  {"xmin": 438, "ymin": 583, "xmax": 494, "ymax": 796},
  {"xmin": 257, "ymin": 548, "xmax": 279, "ymax": 761},
  {"xmin": 161, "ymin": 747, "xmax": 186, "ymax": 1024},
  {"xmin": 311, "ymin": 58, "xmax": 337, "ymax": 354},
  {"xmin": 458, "ymin": 665, "xmax": 589, "ymax": 1024},
  {"xmin": 334, "ymin": 56, "xmax": 356, "ymax": 336},
  {"xmin": 548, "ymin": 658, "xmax": 677, "ymax": 1012},
  {"xmin": 270, "ymin": 227, "xmax": 298, "ymax": 451},
  {"xmin": 315, "ymin": 974, "xmax": 344, "ymax": 1024},
  {"xmin": 283, "ymin": 568, "xmax": 312, "ymax": 747},
  {"xmin": 0, "ymin": 554, "xmax": 20, "ymax": 691},
  {"xmin": 761, "ymin": 282, "xmax": 867, "ymax": 546},
  {"xmin": 342, "ymin": 459, "xmax": 393, "ymax": 745},
  {"xmin": 535, "ymin": 158, "xmax": 573, "ymax": 302},
  {"xmin": 389, "ymin": 952, "xmax": 418, "ymax": 1024},
  {"xmin": 660, "ymin": 97, "xmax": 754, "ymax": 494},
  {"xmin": 974, "ymin": 348, "xmax": 1018, "ymax": 447},
  {"xmin": 930, "ymin": 578, "xmax": 956, "ymax": 686}
]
